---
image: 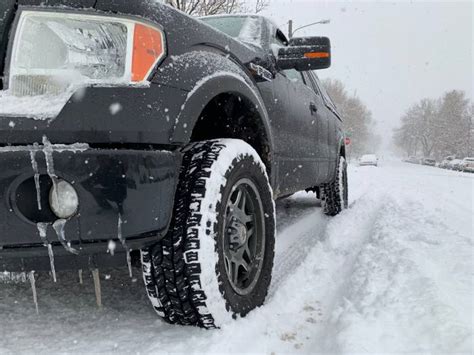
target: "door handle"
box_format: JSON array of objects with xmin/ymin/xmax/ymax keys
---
[{"xmin": 310, "ymin": 102, "xmax": 318, "ymax": 114}]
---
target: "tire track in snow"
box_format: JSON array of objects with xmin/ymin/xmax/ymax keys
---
[
  {"xmin": 310, "ymin": 195, "xmax": 388, "ymax": 351},
  {"xmin": 270, "ymin": 194, "xmax": 329, "ymax": 297},
  {"xmin": 205, "ymin": 190, "xmax": 389, "ymax": 354}
]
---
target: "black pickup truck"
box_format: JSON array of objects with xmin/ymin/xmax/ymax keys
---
[{"xmin": 0, "ymin": 0, "xmax": 347, "ymax": 328}]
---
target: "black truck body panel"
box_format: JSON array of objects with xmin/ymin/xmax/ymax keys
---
[
  {"xmin": 0, "ymin": 85, "xmax": 186, "ymax": 146},
  {"xmin": 0, "ymin": 0, "xmax": 344, "ymax": 271},
  {"xmin": 0, "ymin": 146, "xmax": 179, "ymax": 255}
]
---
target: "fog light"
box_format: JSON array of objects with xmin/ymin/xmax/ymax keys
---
[{"xmin": 49, "ymin": 180, "xmax": 79, "ymax": 219}]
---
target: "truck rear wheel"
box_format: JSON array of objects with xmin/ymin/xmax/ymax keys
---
[
  {"xmin": 141, "ymin": 139, "xmax": 275, "ymax": 328},
  {"xmin": 321, "ymin": 156, "xmax": 348, "ymax": 216}
]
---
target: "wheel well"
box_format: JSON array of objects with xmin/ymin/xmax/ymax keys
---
[{"xmin": 190, "ymin": 93, "xmax": 272, "ymax": 175}]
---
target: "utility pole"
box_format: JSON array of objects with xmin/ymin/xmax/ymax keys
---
[{"xmin": 288, "ymin": 19, "xmax": 331, "ymax": 38}]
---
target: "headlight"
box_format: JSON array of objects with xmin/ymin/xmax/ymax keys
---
[{"xmin": 7, "ymin": 10, "xmax": 165, "ymax": 97}]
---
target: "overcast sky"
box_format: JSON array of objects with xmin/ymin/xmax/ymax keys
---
[{"xmin": 261, "ymin": 0, "xmax": 473, "ymax": 147}]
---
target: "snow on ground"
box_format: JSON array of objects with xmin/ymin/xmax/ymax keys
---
[{"xmin": 0, "ymin": 161, "xmax": 472, "ymax": 354}]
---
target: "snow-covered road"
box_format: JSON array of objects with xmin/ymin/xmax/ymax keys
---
[{"xmin": 1, "ymin": 161, "xmax": 472, "ymax": 354}]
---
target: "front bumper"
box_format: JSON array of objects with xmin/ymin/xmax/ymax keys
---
[{"xmin": 0, "ymin": 145, "xmax": 180, "ymax": 271}]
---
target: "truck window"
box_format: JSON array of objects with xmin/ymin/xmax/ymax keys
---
[
  {"xmin": 302, "ymin": 72, "xmax": 322, "ymax": 97},
  {"xmin": 310, "ymin": 72, "xmax": 337, "ymax": 110},
  {"xmin": 283, "ymin": 69, "xmax": 305, "ymax": 85}
]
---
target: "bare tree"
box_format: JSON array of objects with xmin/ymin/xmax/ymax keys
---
[
  {"xmin": 393, "ymin": 90, "xmax": 471, "ymax": 159},
  {"xmin": 164, "ymin": 0, "xmax": 269, "ymax": 16},
  {"xmin": 254, "ymin": 0, "xmax": 270, "ymax": 13},
  {"xmin": 322, "ymin": 78, "xmax": 379, "ymax": 156}
]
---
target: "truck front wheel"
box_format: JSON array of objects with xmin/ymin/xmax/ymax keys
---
[{"xmin": 141, "ymin": 139, "xmax": 275, "ymax": 328}]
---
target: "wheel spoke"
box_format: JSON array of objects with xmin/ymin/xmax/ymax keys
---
[
  {"xmin": 232, "ymin": 262, "xmax": 239, "ymax": 286},
  {"xmin": 244, "ymin": 214, "xmax": 254, "ymax": 224},
  {"xmin": 244, "ymin": 243, "xmax": 252, "ymax": 261},
  {"xmin": 224, "ymin": 254, "xmax": 231, "ymax": 275},
  {"xmin": 240, "ymin": 259, "xmax": 250, "ymax": 272},
  {"xmin": 226, "ymin": 205, "xmax": 234, "ymax": 222},
  {"xmin": 239, "ymin": 191, "xmax": 247, "ymax": 210},
  {"xmin": 234, "ymin": 189, "xmax": 243, "ymax": 208},
  {"xmin": 247, "ymin": 227, "xmax": 255, "ymax": 237}
]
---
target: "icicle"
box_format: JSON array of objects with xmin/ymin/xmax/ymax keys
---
[
  {"xmin": 36, "ymin": 223, "xmax": 48, "ymax": 244},
  {"xmin": 78, "ymin": 269, "xmax": 83, "ymax": 284},
  {"xmin": 42, "ymin": 136, "xmax": 59, "ymax": 209},
  {"xmin": 52, "ymin": 219, "xmax": 79, "ymax": 255},
  {"xmin": 47, "ymin": 245, "xmax": 57, "ymax": 283},
  {"xmin": 91, "ymin": 269, "xmax": 102, "ymax": 308},
  {"xmin": 36, "ymin": 223, "xmax": 57, "ymax": 283},
  {"xmin": 42, "ymin": 136, "xmax": 55, "ymax": 175},
  {"xmin": 28, "ymin": 271, "xmax": 39, "ymax": 315},
  {"xmin": 126, "ymin": 251, "xmax": 132, "ymax": 278},
  {"xmin": 117, "ymin": 214, "xmax": 132, "ymax": 278},
  {"xmin": 29, "ymin": 147, "xmax": 42, "ymax": 211}
]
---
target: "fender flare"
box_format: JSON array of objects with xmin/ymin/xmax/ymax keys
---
[{"xmin": 171, "ymin": 71, "xmax": 275, "ymax": 163}]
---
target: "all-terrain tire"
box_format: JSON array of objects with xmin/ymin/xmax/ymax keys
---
[
  {"xmin": 141, "ymin": 139, "xmax": 275, "ymax": 328},
  {"xmin": 321, "ymin": 156, "xmax": 348, "ymax": 216}
]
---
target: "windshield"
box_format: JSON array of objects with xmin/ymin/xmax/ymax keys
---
[
  {"xmin": 201, "ymin": 16, "xmax": 263, "ymax": 44},
  {"xmin": 201, "ymin": 16, "xmax": 246, "ymax": 38}
]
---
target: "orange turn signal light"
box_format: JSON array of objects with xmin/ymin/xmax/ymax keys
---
[
  {"xmin": 132, "ymin": 23, "xmax": 165, "ymax": 82},
  {"xmin": 304, "ymin": 52, "xmax": 330, "ymax": 59}
]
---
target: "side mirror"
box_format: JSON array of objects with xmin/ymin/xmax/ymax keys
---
[{"xmin": 277, "ymin": 36, "xmax": 331, "ymax": 71}]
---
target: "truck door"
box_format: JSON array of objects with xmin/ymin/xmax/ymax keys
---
[
  {"xmin": 311, "ymin": 72, "xmax": 340, "ymax": 180},
  {"xmin": 305, "ymin": 72, "xmax": 339, "ymax": 183},
  {"xmin": 272, "ymin": 69, "xmax": 320, "ymax": 195}
]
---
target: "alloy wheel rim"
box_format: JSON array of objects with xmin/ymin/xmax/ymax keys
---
[{"xmin": 222, "ymin": 178, "xmax": 265, "ymax": 296}]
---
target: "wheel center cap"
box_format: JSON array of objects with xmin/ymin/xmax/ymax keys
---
[
  {"xmin": 236, "ymin": 224, "xmax": 247, "ymax": 244},
  {"xmin": 229, "ymin": 219, "xmax": 247, "ymax": 249}
]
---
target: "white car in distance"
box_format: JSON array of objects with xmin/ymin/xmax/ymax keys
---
[
  {"xmin": 359, "ymin": 154, "xmax": 378, "ymax": 167},
  {"xmin": 461, "ymin": 157, "xmax": 474, "ymax": 173}
]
